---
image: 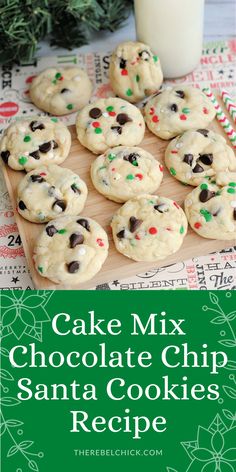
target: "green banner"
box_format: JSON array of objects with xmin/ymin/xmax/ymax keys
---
[{"xmin": 1, "ymin": 291, "xmax": 236, "ymax": 472}]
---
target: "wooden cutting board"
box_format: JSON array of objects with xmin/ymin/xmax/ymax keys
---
[{"xmin": 2, "ymin": 116, "xmax": 235, "ymax": 290}]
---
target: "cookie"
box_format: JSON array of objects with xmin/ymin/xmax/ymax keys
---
[
  {"xmin": 215, "ymin": 171, "xmax": 236, "ymax": 186},
  {"xmin": 109, "ymin": 41, "xmax": 163, "ymax": 103},
  {"xmin": 34, "ymin": 216, "xmax": 109, "ymax": 285},
  {"xmin": 111, "ymin": 194, "xmax": 187, "ymax": 262},
  {"xmin": 76, "ymin": 97, "xmax": 145, "ymax": 154},
  {"xmin": 165, "ymin": 129, "xmax": 236, "ymax": 185},
  {"xmin": 184, "ymin": 182, "xmax": 236, "ymax": 240},
  {"xmin": 144, "ymin": 86, "xmax": 216, "ymax": 140},
  {"xmin": 0, "ymin": 117, "xmax": 71, "ymax": 171},
  {"xmin": 17, "ymin": 165, "xmax": 88, "ymax": 223},
  {"xmin": 91, "ymin": 146, "xmax": 163, "ymax": 202},
  {"xmin": 29, "ymin": 67, "xmax": 93, "ymax": 115}
]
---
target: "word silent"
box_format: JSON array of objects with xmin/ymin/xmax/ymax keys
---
[
  {"xmin": 10, "ymin": 342, "xmax": 227, "ymax": 374},
  {"xmin": 52, "ymin": 312, "xmax": 186, "ymax": 336}
]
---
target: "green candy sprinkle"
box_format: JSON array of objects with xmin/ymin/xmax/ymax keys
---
[
  {"xmin": 19, "ymin": 156, "xmax": 27, "ymax": 165},
  {"xmin": 51, "ymin": 117, "xmax": 58, "ymax": 123},
  {"xmin": 136, "ymin": 75, "xmax": 140, "ymax": 82},
  {"xmin": 216, "ymin": 190, "xmax": 221, "ymax": 196},
  {"xmin": 229, "ymin": 182, "xmax": 236, "ymax": 187},
  {"xmin": 170, "ymin": 167, "xmax": 176, "ymax": 176},
  {"xmin": 130, "ymin": 239, "xmax": 136, "ymax": 247},
  {"xmin": 126, "ymin": 88, "xmax": 133, "ymax": 97},
  {"xmin": 120, "ymin": 106, "xmax": 126, "ymax": 109},
  {"xmin": 24, "ymin": 135, "xmax": 31, "ymax": 143},
  {"xmin": 153, "ymin": 55, "xmax": 158, "ymax": 62},
  {"xmin": 210, "ymin": 180, "xmax": 216, "ymax": 184},
  {"xmin": 227, "ymin": 187, "xmax": 236, "ymax": 194},
  {"xmin": 52, "ymin": 79, "xmax": 57, "ymax": 85},
  {"xmin": 106, "ymin": 106, "xmax": 114, "ymax": 112},
  {"xmin": 126, "ymin": 174, "xmax": 134, "ymax": 180},
  {"xmin": 182, "ymin": 107, "xmax": 190, "ymax": 114},
  {"xmin": 180, "ymin": 225, "xmax": 185, "ymax": 234},
  {"xmin": 95, "ymin": 128, "xmax": 102, "ymax": 134},
  {"xmin": 132, "ymin": 161, "xmax": 138, "ymax": 167},
  {"xmin": 200, "ymin": 183, "xmax": 208, "ymax": 190},
  {"xmin": 200, "ymin": 209, "xmax": 212, "ymax": 222},
  {"xmin": 149, "ymin": 200, "xmax": 155, "ymax": 204},
  {"xmin": 55, "ymin": 72, "xmax": 62, "ymax": 79},
  {"xmin": 108, "ymin": 153, "xmax": 116, "ymax": 161},
  {"xmin": 58, "ymin": 229, "xmax": 67, "ymax": 234},
  {"xmin": 38, "ymin": 266, "xmax": 43, "ymax": 274},
  {"xmin": 66, "ymin": 104, "xmax": 74, "ymax": 110}
]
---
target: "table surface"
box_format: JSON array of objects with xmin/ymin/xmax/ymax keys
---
[{"xmin": 37, "ymin": 0, "xmax": 236, "ymax": 58}]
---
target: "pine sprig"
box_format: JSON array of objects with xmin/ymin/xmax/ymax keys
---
[{"xmin": 0, "ymin": 0, "xmax": 133, "ymax": 64}]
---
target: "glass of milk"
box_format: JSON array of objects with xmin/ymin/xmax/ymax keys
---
[{"xmin": 134, "ymin": 0, "xmax": 205, "ymax": 78}]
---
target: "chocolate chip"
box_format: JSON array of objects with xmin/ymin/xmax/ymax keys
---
[
  {"xmin": 111, "ymin": 126, "xmax": 122, "ymax": 135},
  {"xmin": 18, "ymin": 200, "xmax": 26, "ymax": 210},
  {"xmin": 123, "ymin": 153, "xmax": 139, "ymax": 165},
  {"xmin": 52, "ymin": 200, "xmax": 66, "ymax": 212},
  {"xmin": 192, "ymin": 163, "xmax": 204, "ymax": 173},
  {"xmin": 48, "ymin": 186, "xmax": 56, "ymax": 197},
  {"xmin": 60, "ymin": 88, "xmax": 70, "ymax": 93},
  {"xmin": 129, "ymin": 216, "xmax": 143, "ymax": 233},
  {"xmin": 70, "ymin": 232, "xmax": 84, "ymax": 248},
  {"xmin": 29, "ymin": 150, "xmax": 40, "ymax": 159},
  {"xmin": 117, "ymin": 230, "xmax": 125, "ymax": 239},
  {"xmin": 1, "ymin": 150, "xmax": 10, "ymax": 164},
  {"xmin": 52, "ymin": 141, "xmax": 58, "ymax": 149},
  {"xmin": 77, "ymin": 218, "xmax": 90, "ymax": 232},
  {"xmin": 46, "ymin": 225, "xmax": 57, "ymax": 237},
  {"xmin": 197, "ymin": 129, "xmax": 209, "ymax": 137},
  {"xmin": 67, "ymin": 261, "xmax": 80, "ymax": 273},
  {"xmin": 199, "ymin": 189, "xmax": 216, "ymax": 202},
  {"xmin": 29, "ymin": 121, "xmax": 45, "ymax": 132},
  {"xmin": 199, "ymin": 153, "xmax": 213, "ymax": 166},
  {"xmin": 120, "ymin": 58, "xmax": 127, "ymax": 69},
  {"xmin": 183, "ymin": 154, "xmax": 194, "ymax": 166},
  {"xmin": 89, "ymin": 107, "xmax": 102, "ymax": 119},
  {"xmin": 212, "ymin": 208, "xmax": 221, "ymax": 217},
  {"xmin": 176, "ymin": 90, "xmax": 185, "ymax": 99},
  {"xmin": 39, "ymin": 142, "xmax": 52, "ymax": 153},
  {"xmin": 233, "ymin": 209, "xmax": 236, "ymax": 220},
  {"xmin": 154, "ymin": 204, "xmax": 169, "ymax": 213},
  {"xmin": 170, "ymin": 104, "xmax": 178, "ymax": 112},
  {"xmin": 31, "ymin": 174, "xmax": 45, "ymax": 183},
  {"xmin": 71, "ymin": 183, "xmax": 81, "ymax": 194},
  {"xmin": 139, "ymin": 50, "xmax": 150, "ymax": 61},
  {"xmin": 116, "ymin": 113, "xmax": 131, "ymax": 125}
]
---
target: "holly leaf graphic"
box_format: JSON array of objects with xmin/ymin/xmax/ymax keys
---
[
  {"xmin": 0, "ymin": 347, "xmax": 10, "ymax": 357},
  {"xmin": 0, "ymin": 368, "xmax": 14, "ymax": 381},
  {"xmin": 6, "ymin": 419, "xmax": 24, "ymax": 428},
  {"xmin": 209, "ymin": 414, "xmax": 227, "ymax": 434},
  {"xmin": 28, "ymin": 460, "xmax": 39, "ymax": 472},
  {"xmin": 19, "ymin": 440, "xmax": 34, "ymax": 450},
  {"xmin": 223, "ymin": 385, "xmax": 236, "ymax": 399},
  {"xmin": 0, "ymin": 397, "xmax": 21, "ymax": 407},
  {"xmin": 224, "ymin": 360, "xmax": 236, "ymax": 371},
  {"xmin": 227, "ymin": 311, "xmax": 236, "ymax": 321},
  {"xmin": 209, "ymin": 292, "xmax": 219, "ymax": 305},
  {"xmin": 218, "ymin": 339, "xmax": 236, "ymax": 348},
  {"xmin": 211, "ymin": 316, "xmax": 226, "ymax": 325},
  {"xmin": 222, "ymin": 410, "xmax": 234, "ymax": 421},
  {"xmin": 0, "ymin": 422, "xmax": 6, "ymax": 436},
  {"xmin": 7, "ymin": 445, "xmax": 19, "ymax": 457}
]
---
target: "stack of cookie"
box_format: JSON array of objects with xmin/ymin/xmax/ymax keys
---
[{"xmin": 0, "ymin": 41, "xmax": 235, "ymax": 286}]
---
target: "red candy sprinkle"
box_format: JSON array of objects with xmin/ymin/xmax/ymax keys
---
[
  {"xmin": 135, "ymin": 234, "xmax": 141, "ymax": 240},
  {"xmin": 149, "ymin": 107, "xmax": 155, "ymax": 115},
  {"xmin": 159, "ymin": 164, "xmax": 164, "ymax": 172},
  {"xmin": 171, "ymin": 150, "xmax": 178, "ymax": 154},
  {"xmin": 92, "ymin": 122, "xmax": 100, "ymax": 128},
  {"xmin": 152, "ymin": 115, "xmax": 159, "ymax": 123},
  {"xmin": 173, "ymin": 201, "xmax": 180, "ymax": 209},
  {"xmin": 149, "ymin": 227, "xmax": 158, "ymax": 235},
  {"xmin": 111, "ymin": 168, "xmax": 115, "ymax": 172},
  {"xmin": 136, "ymin": 173, "xmax": 143, "ymax": 180},
  {"xmin": 180, "ymin": 114, "xmax": 187, "ymax": 120},
  {"xmin": 40, "ymin": 172, "xmax": 47, "ymax": 176},
  {"xmin": 194, "ymin": 222, "xmax": 202, "ymax": 229},
  {"xmin": 59, "ymin": 76, "xmax": 64, "ymax": 81},
  {"xmin": 97, "ymin": 238, "xmax": 104, "ymax": 247},
  {"xmin": 121, "ymin": 69, "xmax": 128, "ymax": 76},
  {"xmin": 203, "ymin": 107, "xmax": 209, "ymax": 114},
  {"xmin": 109, "ymin": 111, "xmax": 116, "ymax": 117}
]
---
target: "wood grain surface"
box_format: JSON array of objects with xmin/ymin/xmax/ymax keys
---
[{"xmin": 2, "ymin": 108, "xmax": 235, "ymax": 290}]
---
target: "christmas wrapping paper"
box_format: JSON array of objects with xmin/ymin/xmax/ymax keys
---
[{"xmin": 0, "ymin": 39, "xmax": 235, "ymax": 290}]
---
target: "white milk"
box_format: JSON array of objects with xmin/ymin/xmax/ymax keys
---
[{"xmin": 134, "ymin": 0, "xmax": 205, "ymax": 78}]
